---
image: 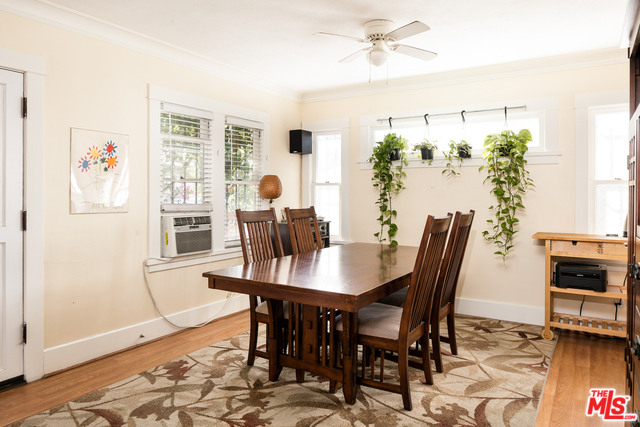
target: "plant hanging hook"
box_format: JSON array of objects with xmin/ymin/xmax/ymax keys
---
[
  {"xmin": 504, "ymin": 106, "xmax": 508, "ymax": 128},
  {"xmin": 388, "ymin": 117, "xmax": 393, "ymax": 129},
  {"xmin": 461, "ymin": 110, "xmax": 466, "ymax": 123},
  {"xmin": 424, "ymin": 113, "xmax": 430, "ymax": 139}
]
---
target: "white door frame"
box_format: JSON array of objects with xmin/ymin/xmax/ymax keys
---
[{"xmin": 0, "ymin": 47, "xmax": 45, "ymax": 382}]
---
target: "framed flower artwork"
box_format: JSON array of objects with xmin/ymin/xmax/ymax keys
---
[{"xmin": 70, "ymin": 128, "xmax": 129, "ymax": 213}]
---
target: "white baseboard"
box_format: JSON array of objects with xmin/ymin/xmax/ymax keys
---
[
  {"xmin": 43, "ymin": 295, "xmax": 542, "ymax": 375},
  {"xmin": 43, "ymin": 294, "xmax": 249, "ymax": 375},
  {"xmin": 455, "ymin": 297, "xmax": 544, "ymax": 327}
]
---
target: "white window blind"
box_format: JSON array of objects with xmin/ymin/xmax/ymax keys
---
[
  {"xmin": 160, "ymin": 109, "xmax": 212, "ymax": 211},
  {"xmin": 225, "ymin": 120, "xmax": 263, "ymax": 244}
]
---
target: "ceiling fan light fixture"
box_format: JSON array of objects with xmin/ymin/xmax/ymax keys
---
[
  {"xmin": 367, "ymin": 50, "xmax": 390, "ymax": 67},
  {"xmin": 367, "ymin": 40, "xmax": 391, "ymax": 67}
]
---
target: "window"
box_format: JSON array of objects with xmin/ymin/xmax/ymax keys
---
[
  {"xmin": 360, "ymin": 98, "xmax": 560, "ymax": 171},
  {"xmin": 312, "ymin": 132, "xmax": 342, "ymax": 237},
  {"xmin": 160, "ymin": 111, "xmax": 212, "ymax": 209},
  {"xmin": 589, "ymin": 106, "xmax": 628, "ymax": 235},
  {"xmin": 301, "ymin": 118, "xmax": 350, "ymax": 243},
  {"xmin": 373, "ymin": 112, "xmax": 542, "ymax": 152},
  {"xmin": 225, "ymin": 122, "xmax": 264, "ymax": 246},
  {"xmin": 148, "ymin": 85, "xmax": 270, "ymax": 271}
]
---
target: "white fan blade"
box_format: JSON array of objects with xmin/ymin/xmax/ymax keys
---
[
  {"xmin": 339, "ymin": 48, "xmax": 370, "ymax": 63},
  {"xmin": 392, "ymin": 44, "xmax": 437, "ymax": 62},
  {"xmin": 314, "ymin": 32, "xmax": 367, "ymax": 43},
  {"xmin": 384, "ymin": 21, "xmax": 430, "ymax": 42}
]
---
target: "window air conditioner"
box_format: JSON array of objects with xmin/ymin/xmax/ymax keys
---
[{"xmin": 161, "ymin": 213, "xmax": 213, "ymax": 258}]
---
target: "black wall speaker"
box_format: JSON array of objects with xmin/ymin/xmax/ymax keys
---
[{"xmin": 290, "ymin": 129, "xmax": 312, "ymax": 154}]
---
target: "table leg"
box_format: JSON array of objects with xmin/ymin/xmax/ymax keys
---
[
  {"xmin": 342, "ymin": 311, "xmax": 358, "ymax": 404},
  {"xmin": 541, "ymin": 240, "xmax": 554, "ymax": 341},
  {"xmin": 267, "ymin": 299, "xmax": 283, "ymax": 381}
]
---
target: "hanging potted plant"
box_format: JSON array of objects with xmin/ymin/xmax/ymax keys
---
[
  {"xmin": 442, "ymin": 140, "xmax": 470, "ymax": 177},
  {"xmin": 413, "ymin": 139, "xmax": 438, "ymax": 165},
  {"xmin": 388, "ymin": 133, "xmax": 409, "ymax": 161},
  {"xmin": 368, "ymin": 133, "xmax": 409, "ymax": 245},
  {"xmin": 457, "ymin": 140, "xmax": 472, "ymax": 158},
  {"xmin": 479, "ymin": 129, "xmax": 534, "ymax": 260}
]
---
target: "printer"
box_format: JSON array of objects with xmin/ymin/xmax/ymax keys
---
[{"xmin": 554, "ymin": 262, "xmax": 607, "ymax": 292}]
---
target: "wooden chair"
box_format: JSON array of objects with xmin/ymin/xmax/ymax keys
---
[
  {"xmin": 376, "ymin": 211, "xmax": 475, "ymax": 374},
  {"xmin": 335, "ymin": 215, "xmax": 452, "ymax": 410},
  {"xmin": 236, "ymin": 208, "xmax": 286, "ymax": 366},
  {"xmin": 284, "ymin": 206, "xmax": 324, "ymax": 254},
  {"xmin": 430, "ymin": 210, "xmax": 474, "ymax": 373}
]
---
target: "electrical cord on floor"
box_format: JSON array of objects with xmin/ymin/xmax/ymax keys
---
[
  {"xmin": 143, "ymin": 257, "xmax": 233, "ymax": 329},
  {"xmin": 579, "ymin": 295, "xmax": 586, "ymax": 316}
]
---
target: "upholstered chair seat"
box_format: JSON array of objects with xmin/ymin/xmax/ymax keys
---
[
  {"xmin": 376, "ymin": 287, "xmax": 407, "ymax": 308},
  {"xmin": 255, "ymin": 300, "xmax": 290, "ymax": 319},
  {"xmin": 335, "ymin": 303, "xmax": 403, "ymax": 340}
]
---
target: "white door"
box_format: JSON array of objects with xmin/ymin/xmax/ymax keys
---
[{"xmin": 0, "ymin": 68, "xmax": 24, "ymax": 383}]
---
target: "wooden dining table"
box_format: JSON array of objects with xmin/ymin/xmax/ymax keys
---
[{"xmin": 202, "ymin": 242, "xmax": 418, "ymax": 404}]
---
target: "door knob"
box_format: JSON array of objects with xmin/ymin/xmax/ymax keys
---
[{"xmin": 635, "ymin": 263, "xmax": 640, "ymax": 280}]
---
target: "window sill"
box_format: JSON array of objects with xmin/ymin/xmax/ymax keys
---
[
  {"xmin": 147, "ymin": 248, "xmax": 244, "ymax": 273},
  {"xmin": 357, "ymin": 150, "xmax": 561, "ymax": 169}
]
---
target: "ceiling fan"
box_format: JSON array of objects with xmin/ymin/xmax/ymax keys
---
[{"xmin": 314, "ymin": 20, "xmax": 437, "ymax": 67}]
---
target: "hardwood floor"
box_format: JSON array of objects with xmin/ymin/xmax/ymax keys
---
[
  {"xmin": 0, "ymin": 314, "xmax": 627, "ymax": 427},
  {"xmin": 535, "ymin": 331, "xmax": 626, "ymax": 427},
  {"xmin": 0, "ymin": 310, "xmax": 251, "ymax": 427}
]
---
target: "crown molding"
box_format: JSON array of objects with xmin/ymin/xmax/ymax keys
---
[
  {"xmin": 300, "ymin": 48, "xmax": 628, "ymax": 103},
  {"xmin": 0, "ymin": 0, "xmax": 303, "ymax": 102},
  {"xmin": 0, "ymin": 1, "xmax": 628, "ymax": 106}
]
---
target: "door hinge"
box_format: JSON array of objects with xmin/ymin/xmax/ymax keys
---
[
  {"xmin": 22, "ymin": 323, "xmax": 27, "ymax": 345},
  {"xmin": 21, "ymin": 210, "xmax": 26, "ymax": 231},
  {"xmin": 22, "ymin": 97, "xmax": 27, "ymax": 119}
]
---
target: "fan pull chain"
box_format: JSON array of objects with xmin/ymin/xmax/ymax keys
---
[
  {"xmin": 386, "ymin": 61, "xmax": 389, "ymax": 85},
  {"xmin": 369, "ymin": 56, "xmax": 372, "ymax": 83}
]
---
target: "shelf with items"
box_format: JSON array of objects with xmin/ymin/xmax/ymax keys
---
[{"xmin": 533, "ymin": 232, "xmax": 628, "ymax": 340}]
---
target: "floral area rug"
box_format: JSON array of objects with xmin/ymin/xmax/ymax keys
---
[{"xmin": 12, "ymin": 315, "xmax": 556, "ymax": 427}]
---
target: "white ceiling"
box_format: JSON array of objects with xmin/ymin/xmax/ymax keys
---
[{"xmin": 42, "ymin": 0, "xmax": 628, "ymax": 94}]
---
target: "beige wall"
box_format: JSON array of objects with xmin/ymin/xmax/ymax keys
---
[
  {"xmin": 301, "ymin": 63, "xmax": 628, "ymax": 315},
  {"xmin": 0, "ymin": 8, "xmax": 630, "ymax": 351},
  {"xmin": 0, "ymin": 11, "xmax": 302, "ymax": 349}
]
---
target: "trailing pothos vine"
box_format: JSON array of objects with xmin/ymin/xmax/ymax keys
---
[
  {"xmin": 368, "ymin": 133, "xmax": 408, "ymax": 245},
  {"xmin": 479, "ymin": 129, "xmax": 534, "ymax": 260},
  {"xmin": 442, "ymin": 140, "xmax": 471, "ymax": 177}
]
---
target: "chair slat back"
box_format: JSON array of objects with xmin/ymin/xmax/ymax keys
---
[
  {"xmin": 285, "ymin": 206, "xmax": 324, "ymax": 254},
  {"xmin": 401, "ymin": 215, "xmax": 452, "ymax": 333},
  {"xmin": 236, "ymin": 208, "xmax": 284, "ymax": 264},
  {"xmin": 437, "ymin": 210, "xmax": 475, "ymax": 308}
]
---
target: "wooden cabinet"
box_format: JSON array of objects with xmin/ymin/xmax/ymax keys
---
[
  {"xmin": 533, "ymin": 232, "xmax": 627, "ymax": 340},
  {"xmin": 277, "ymin": 221, "xmax": 330, "ymax": 256}
]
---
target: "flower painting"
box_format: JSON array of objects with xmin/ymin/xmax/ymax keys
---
[{"xmin": 70, "ymin": 128, "xmax": 129, "ymax": 213}]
